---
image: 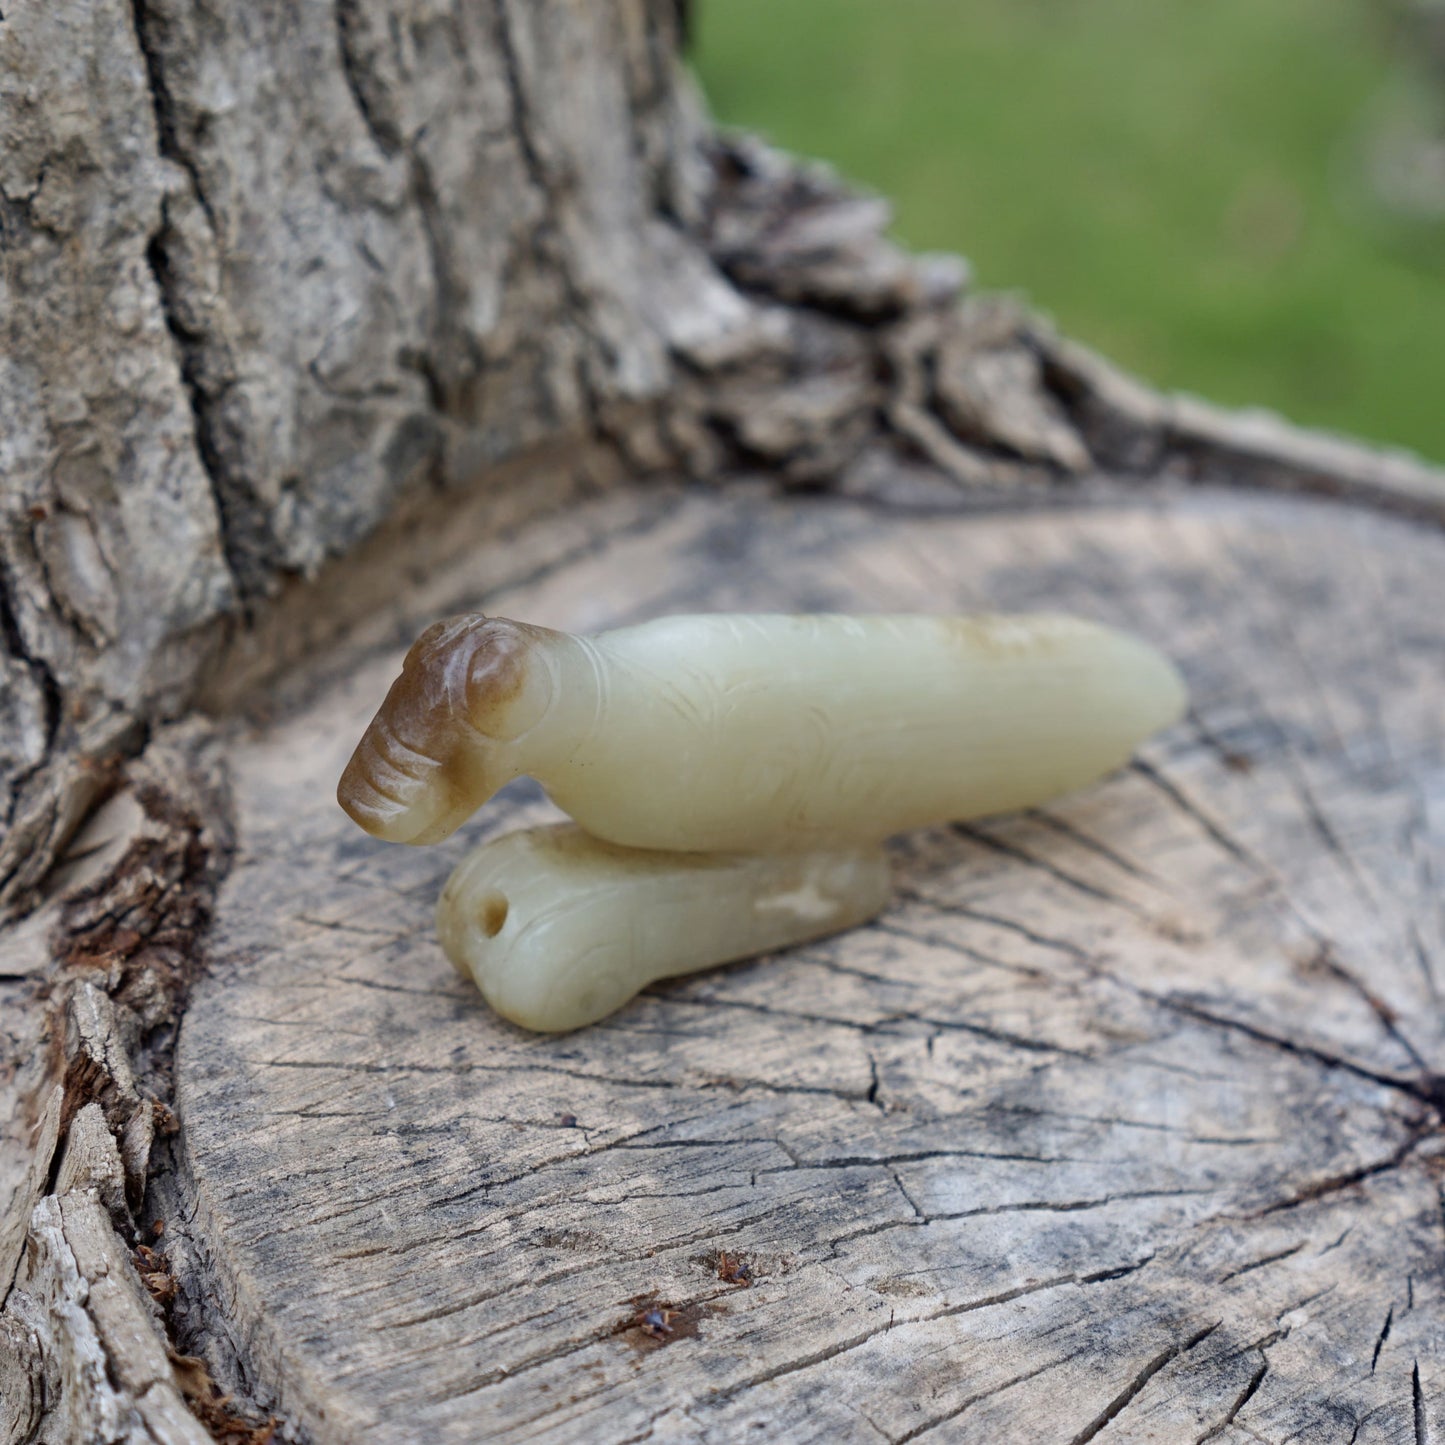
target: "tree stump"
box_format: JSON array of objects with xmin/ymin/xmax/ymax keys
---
[
  {"xmin": 170, "ymin": 476, "xmax": 1444, "ymax": 1442},
  {"xmin": 4, "ymin": 2, "xmax": 1445, "ymax": 1438}
]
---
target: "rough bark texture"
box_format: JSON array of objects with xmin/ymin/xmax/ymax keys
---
[{"xmin": 2, "ymin": 1, "xmax": 1445, "ymax": 1441}]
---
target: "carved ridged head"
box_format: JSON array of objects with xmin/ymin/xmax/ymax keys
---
[{"xmin": 337, "ymin": 614, "xmax": 549, "ymax": 845}]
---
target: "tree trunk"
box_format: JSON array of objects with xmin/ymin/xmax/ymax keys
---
[{"xmin": 2, "ymin": 3, "xmax": 1443, "ymax": 1441}]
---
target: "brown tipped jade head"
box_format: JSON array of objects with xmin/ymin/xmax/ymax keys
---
[{"xmin": 337, "ymin": 614, "xmax": 557, "ymax": 845}]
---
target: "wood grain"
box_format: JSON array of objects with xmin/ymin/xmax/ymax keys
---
[{"xmin": 176, "ymin": 480, "xmax": 1445, "ymax": 1442}]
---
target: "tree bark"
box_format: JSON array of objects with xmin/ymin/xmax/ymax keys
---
[{"xmin": 2, "ymin": 2, "xmax": 1444, "ymax": 1441}]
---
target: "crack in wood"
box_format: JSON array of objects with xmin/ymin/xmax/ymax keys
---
[
  {"xmin": 1196, "ymin": 1351, "xmax": 1272, "ymax": 1444},
  {"xmin": 1374, "ymin": 1302, "xmax": 1396, "ymax": 1373},
  {"xmin": 1068, "ymin": 1321, "xmax": 1222, "ymax": 1444}
]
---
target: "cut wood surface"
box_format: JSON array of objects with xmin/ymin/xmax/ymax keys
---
[{"xmin": 176, "ymin": 478, "xmax": 1445, "ymax": 1443}]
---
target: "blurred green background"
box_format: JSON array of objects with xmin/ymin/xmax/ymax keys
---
[{"xmin": 693, "ymin": 0, "xmax": 1445, "ymax": 463}]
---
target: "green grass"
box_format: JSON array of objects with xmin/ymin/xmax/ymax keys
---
[{"xmin": 694, "ymin": 0, "xmax": 1445, "ymax": 463}]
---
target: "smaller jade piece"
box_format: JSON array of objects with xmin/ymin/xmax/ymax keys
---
[{"xmin": 436, "ymin": 824, "xmax": 891, "ymax": 1032}]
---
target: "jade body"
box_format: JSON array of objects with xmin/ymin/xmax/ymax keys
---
[{"xmin": 339, "ymin": 612, "xmax": 1186, "ymax": 852}]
